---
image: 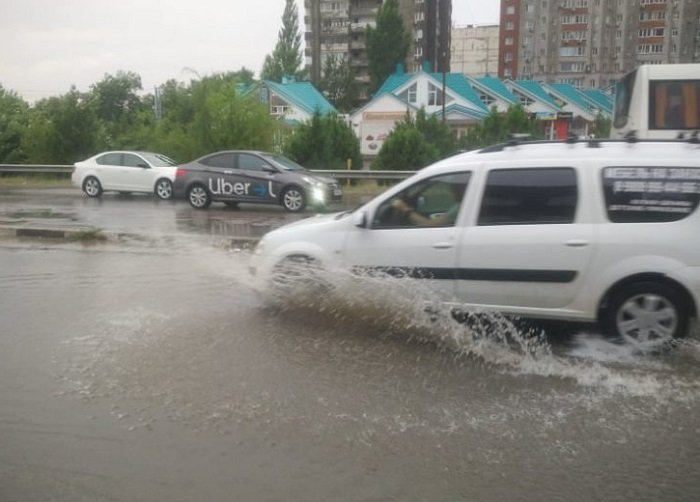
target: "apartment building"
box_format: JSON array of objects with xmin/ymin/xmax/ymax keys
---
[
  {"xmin": 451, "ymin": 24, "xmax": 500, "ymax": 75},
  {"xmin": 499, "ymin": 0, "xmax": 700, "ymax": 88},
  {"xmin": 304, "ymin": 0, "xmax": 452, "ymax": 102}
]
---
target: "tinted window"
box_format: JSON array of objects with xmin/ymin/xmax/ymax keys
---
[
  {"xmin": 122, "ymin": 154, "xmax": 147, "ymax": 168},
  {"xmin": 96, "ymin": 153, "xmax": 122, "ymax": 166},
  {"xmin": 200, "ymin": 153, "xmax": 235, "ymax": 168},
  {"xmin": 373, "ymin": 172, "xmax": 471, "ymax": 229},
  {"xmin": 238, "ymin": 153, "xmax": 272, "ymax": 172},
  {"xmin": 478, "ymin": 168, "xmax": 577, "ymax": 225},
  {"xmin": 602, "ymin": 166, "xmax": 700, "ymax": 223}
]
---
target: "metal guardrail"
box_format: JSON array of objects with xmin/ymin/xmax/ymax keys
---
[{"xmin": 0, "ymin": 164, "xmax": 416, "ymax": 181}]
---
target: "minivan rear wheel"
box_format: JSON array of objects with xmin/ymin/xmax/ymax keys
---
[{"xmin": 604, "ymin": 281, "xmax": 688, "ymax": 347}]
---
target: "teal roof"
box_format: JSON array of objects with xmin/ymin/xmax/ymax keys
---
[
  {"xmin": 474, "ymin": 76, "xmax": 518, "ymax": 104},
  {"xmin": 436, "ymin": 103, "xmax": 489, "ymax": 120},
  {"xmin": 375, "ymin": 74, "xmax": 413, "ymax": 96},
  {"xmin": 513, "ymin": 80, "xmax": 562, "ymax": 110},
  {"xmin": 263, "ymin": 80, "xmax": 336, "ymax": 115},
  {"xmin": 375, "ymin": 71, "xmax": 488, "ymax": 111},
  {"xmin": 546, "ymin": 83, "xmax": 597, "ymax": 113},
  {"xmin": 581, "ymin": 88, "xmax": 614, "ymax": 114}
]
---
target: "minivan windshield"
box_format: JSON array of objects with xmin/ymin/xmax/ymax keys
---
[{"xmin": 263, "ymin": 154, "xmax": 306, "ymax": 171}]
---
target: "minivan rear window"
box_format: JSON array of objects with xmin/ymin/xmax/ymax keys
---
[{"xmin": 602, "ymin": 166, "xmax": 700, "ymax": 223}]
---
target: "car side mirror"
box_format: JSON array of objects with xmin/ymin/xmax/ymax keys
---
[
  {"xmin": 263, "ymin": 166, "xmax": 278, "ymax": 174},
  {"xmin": 137, "ymin": 163, "xmax": 149, "ymax": 169},
  {"xmin": 353, "ymin": 210, "xmax": 367, "ymax": 228}
]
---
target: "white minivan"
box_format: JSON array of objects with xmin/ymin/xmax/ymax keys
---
[{"xmin": 251, "ymin": 139, "xmax": 700, "ymax": 345}]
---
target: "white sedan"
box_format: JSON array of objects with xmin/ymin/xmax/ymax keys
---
[{"xmin": 72, "ymin": 151, "xmax": 178, "ymax": 200}]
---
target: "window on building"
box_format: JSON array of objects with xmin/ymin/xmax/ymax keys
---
[{"xmin": 428, "ymin": 83, "xmax": 443, "ymax": 106}]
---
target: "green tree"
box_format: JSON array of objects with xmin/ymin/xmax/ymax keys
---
[
  {"xmin": 0, "ymin": 85, "xmax": 29, "ymax": 162},
  {"xmin": 261, "ymin": 0, "xmax": 304, "ymax": 82},
  {"xmin": 590, "ymin": 112, "xmax": 611, "ymax": 139},
  {"xmin": 189, "ymin": 74, "xmax": 277, "ymax": 156},
  {"xmin": 459, "ymin": 105, "xmax": 542, "ymax": 150},
  {"xmin": 284, "ymin": 110, "xmax": 361, "ymax": 170},
  {"xmin": 372, "ymin": 109, "xmax": 458, "ymax": 171},
  {"xmin": 21, "ymin": 87, "xmax": 98, "ymax": 164},
  {"xmin": 365, "ymin": 0, "xmax": 410, "ymax": 95},
  {"xmin": 319, "ymin": 54, "xmax": 358, "ymax": 112}
]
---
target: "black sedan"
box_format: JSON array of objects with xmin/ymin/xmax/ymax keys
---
[{"xmin": 173, "ymin": 151, "xmax": 342, "ymax": 212}]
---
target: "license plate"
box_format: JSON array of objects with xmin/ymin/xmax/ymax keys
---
[{"xmin": 333, "ymin": 189, "xmax": 342, "ymax": 196}]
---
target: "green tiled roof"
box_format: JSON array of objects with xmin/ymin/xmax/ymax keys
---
[{"xmin": 263, "ymin": 80, "xmax": 336, "ymax": 115}]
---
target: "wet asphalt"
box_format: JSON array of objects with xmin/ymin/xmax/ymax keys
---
[{"xmin": 1, "ymin": 186, "xmax": 700, "ymax": 501}]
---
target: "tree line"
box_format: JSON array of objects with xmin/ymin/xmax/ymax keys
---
[{"xmin": 1, "ymin": 0, "xmax": 604, "ymax": 173}]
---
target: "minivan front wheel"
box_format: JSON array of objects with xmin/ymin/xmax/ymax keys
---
[
  {"xmin": 604, "ymin": 281, "xmax": 688, "ymax": 346},
  {"xmin": 281, "ymin": 187, "xmax": 306, "ymax": 212}
]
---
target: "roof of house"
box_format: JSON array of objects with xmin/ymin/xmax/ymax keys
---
[
  {"xmin": 545, "ymin": 82, "xmax": 598, "ymax": 114},
  {"xmin": 375, "ymin": 70, "xmax": 488, "ymax": 111},
  {"xmin": 511, "ymin": 80, "xmax": 562, "ymax": 110},
  {"xmin": 472, "ymin": 75, "xmax": 518, "ymax": 104},
  {"xmin": 581, "ymin": 88, "xmax": 614, "ymax": 114},
  {"xmin": 263, "ymin": 80, "xmax": 336, "ymax": 115}
]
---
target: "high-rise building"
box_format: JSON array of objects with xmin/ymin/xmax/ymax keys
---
[
  {"xmin": 499, "ymin": 0, "xmax": 700, "ymax": 89},
  {"xmin": 304, "ymin": 0, "xmax": 452, "ymax": 102},
  {"xmin": 451, "ymin": 24, "xmax": 500, "ymax": 76}
]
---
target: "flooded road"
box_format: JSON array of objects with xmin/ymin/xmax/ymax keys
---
[{"xmin": 1, "ymin": 188, "xmax": 700, "ymax": 501}]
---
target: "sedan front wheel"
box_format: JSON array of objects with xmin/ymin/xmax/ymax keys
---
[{"xmin": 281, "ymin": 187, "xmax": 306, "ymax": 212}]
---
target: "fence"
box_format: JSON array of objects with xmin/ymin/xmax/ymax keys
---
[{"xmin": 0, "ymin": 164, "xmax": 416, "ymax": 181}]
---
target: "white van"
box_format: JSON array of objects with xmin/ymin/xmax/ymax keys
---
[{"xmin": 251, "ymin": 139, "xmax": 700, "ymax": 345}]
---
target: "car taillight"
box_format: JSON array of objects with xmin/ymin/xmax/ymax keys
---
[{"xmin": 175, "ymin": 168, "xmax": 187, "ymax": 177}]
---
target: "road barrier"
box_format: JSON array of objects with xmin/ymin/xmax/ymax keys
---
[{"xmin": 0, "ymin": 164, "xmax": 416, "ymax": 181}]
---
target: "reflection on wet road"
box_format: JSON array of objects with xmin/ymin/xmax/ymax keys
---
[{"xmin": 1, "ymin": 188, "xmax": 700, "ymax": 501}]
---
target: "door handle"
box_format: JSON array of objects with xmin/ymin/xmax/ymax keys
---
[
  {"xmin": 432, "ymin": 242, "xmax": 454, "ymax": 249},
  {"xmin": 565, "ymin": 239, "xmax": 589, "ymax": 247},
  {"xmin": 223, "ymin": 170, "xmax": 233, "ymax": 175}
]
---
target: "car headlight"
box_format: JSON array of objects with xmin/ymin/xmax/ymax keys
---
[{"xmin": 301, "ymin": 175, "xmax": 323, "ymax": 186}]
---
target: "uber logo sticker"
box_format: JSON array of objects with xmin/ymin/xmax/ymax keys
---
[{"xmin": 208, "ymin": 178, "xmax": 277, "ymax": 198}]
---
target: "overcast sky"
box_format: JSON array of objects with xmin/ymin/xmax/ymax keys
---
[{"xmin": 0, "ymin": 0, "xmax": 501, "ymax": 102}]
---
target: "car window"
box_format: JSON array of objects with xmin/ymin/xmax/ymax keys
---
[
  {"xmin": 478, "ymin": 168, "xmax": 577, "ymax": 225},
  {"xmin": 373, "ymin": 172, "xmax": 471, "ymax": 229},
  {"xmin": 141, "ymin": 152, "xmax": 177, "ymax": 167},
  {"xmin": 602, "ymin": 166, "xmax": 700, "ymax": 223},
  {"xmin": 96, "ymin": 153, "xmax": 122, "ymax": 166},
  {"xmin": 122, "ymin": 153, "xmax": 147, "ymax": 168},
  {"xmin": 238, "ymin": 153, "xmax": 272, "ymax": 172},
  {"xmin": 200, "ymin": 153, "xmax": 235, "ymax": 168},
  {"xmin": 262, "ymin": 153, "xmax": 305, "ymax": 171}
]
